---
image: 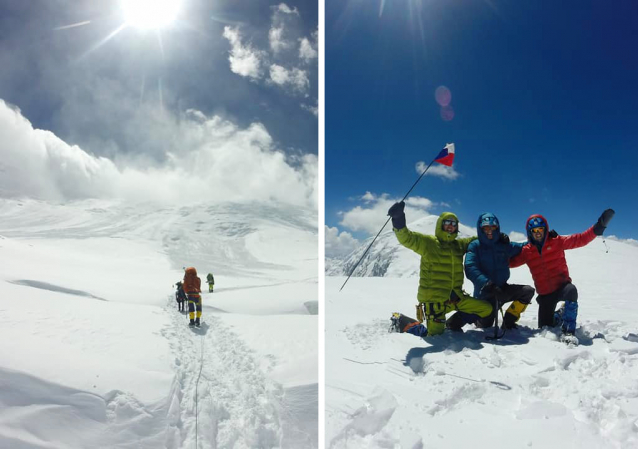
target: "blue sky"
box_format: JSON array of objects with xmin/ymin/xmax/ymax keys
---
[
  {"xmin": 325, "ymin": 0, "xmax": 638, "ymax": 256},
  {"xmin": 0, "ymin": 0, "xmax": 317, "ymax": 206}
]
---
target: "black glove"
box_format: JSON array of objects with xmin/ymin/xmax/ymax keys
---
[
  {"xmin": 481, "ymin": 280, "xmax": 502, "ymax": 296},
  {"xmin": 387, "ymin": 201, "xmax": 406, "ymax": 230},
  {"xmin": 499, "ymin": 233, "xmax": 510, "ymax": 244},
  {"xmin": 593, "ymin": 208, "xmax": 615, "ymax": 236},
  {"xmin": 548, "ymin": 229, "xmax": 558, "ymax": 239}
]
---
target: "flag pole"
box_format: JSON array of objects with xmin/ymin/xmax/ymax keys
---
[{"xmin": 339, "ymin": 144, "xmax": 454, "ymax": 292}]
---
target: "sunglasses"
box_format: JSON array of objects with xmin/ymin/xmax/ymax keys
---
[
  {"xmin": 481, "ymin": 225, "xmax": 498, "ymax": 232},
  {"xmin": 530, "ymin": 226, "xmax": 545, "ymax": 233},
  {"xmin": 442, "ymin": 219, "xmax": 458, "ymax": 227}
]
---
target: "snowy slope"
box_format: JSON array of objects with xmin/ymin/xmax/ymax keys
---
[
  {"xmin": 326, "ymin": 216, "xmax": 638, "ymax": 449},
  {"xmin": 0, "ymin": 198, "xmax": 317, "ymax": 448}
]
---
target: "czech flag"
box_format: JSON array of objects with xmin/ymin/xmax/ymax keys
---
[{"xmin": 434, "ymin": 143, "xmax": 455, "ymax": 166}]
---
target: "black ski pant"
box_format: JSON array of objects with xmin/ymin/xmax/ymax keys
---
[
  {"xmin": 476, "ymin": 283, "xmax": 535, "ymax": 328},
  {"xmin": 536, "ymin": 282, "xmax": 578, "ymax": 328},
  {"xmin": 176, "ymin": 294, "xmax": 186, "ymax": 311}
]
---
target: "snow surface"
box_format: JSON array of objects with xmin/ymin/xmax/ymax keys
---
[
  {"xmin": 0, "ymin": 198, "xmax": 317, "ymax": 448},
  {"xmin": 326, "ymin": 215, "xmax": 638, "ymax": 448}
]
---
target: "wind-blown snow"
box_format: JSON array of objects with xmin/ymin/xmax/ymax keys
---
[
  {"xmin": 0, "ymin": 198, "xmax": 317, "ymax": 448},
  {"xmin": 326, "ymin": 215, "xmax": 638, "ymax": 448}
]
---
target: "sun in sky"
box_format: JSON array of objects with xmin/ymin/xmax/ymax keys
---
[{"xmin": 121, "ymin": 0, "xmax": 183, "ymax": 30}]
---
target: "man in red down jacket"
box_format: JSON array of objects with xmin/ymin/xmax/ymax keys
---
[{"xmin": 509, "ymin": 209, "xmax": 615, "ymax": 337}]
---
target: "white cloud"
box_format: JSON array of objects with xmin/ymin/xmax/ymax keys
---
[
  {"xmin": 268, "ymin": 65, "xmax": 309, "ymax": 93},
  {"xmin": 290, "ymin": 68, "xmax": 310, "ymax": 91},
  {"xmin": 338, "ymin": 193, "xmax": 435, "ymax": 235},
  {"xmin": 299, "ymin": 37, "xmax": 318, "ymax": 61},
  {"xmin": 416, "ymin": 161, "xmax": 460, "ymax": 180},
  {"xmin": 325, "ymin": 226, "xmax": 360, "ymax": 258},
  {"xmin": 406, "ymin": 197, "xmax": 434, "ymax": 209},
  {"xmin": 222, "ymin": 27, "xmax": 263, "ymax": 80},
  {"xmin": 0, "ymin": 100, "xmax": 317, "ymax": 208},
  {"xmin": 277, "ymin": 3, "xmax": 299, "ymax": 15},
  {"xmin": 361, "ymin": 191, "xmax": 377, "ymax": 202},
  {"xmin": 269, "ymin": 27, "xmax": 291, "ymax": 54},
  {"xmin": 301, "ymin": 103, "xmax": 318, "ymax": 116},
  {"xmin": 269, "ymin": 64, "xmax": 290, "ymax": 85},
  {"xmin": 509, "ymin": 231, "xmax": 528, "ymax": 243},
  {"xmin": 269, "ymin": 4, "xmax": 299, "ymax": 55}
]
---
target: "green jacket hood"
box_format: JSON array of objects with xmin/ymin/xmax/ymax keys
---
[{"xmin": 436, "ymin": 212, "xmax": 460, "ymax": 242}]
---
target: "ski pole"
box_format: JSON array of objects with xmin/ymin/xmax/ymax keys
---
[{"xmin": 339, "ymin": 148, "xmax": 446, "ymax": 292}]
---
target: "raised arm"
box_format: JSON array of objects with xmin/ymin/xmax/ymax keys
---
[
  {"xmin": 561, "ymin": 227, "xmax": 596, "ymax": 250},
  {"xmin": 395, "ymin": 227, "xmax": 435, "ymax": 256}
]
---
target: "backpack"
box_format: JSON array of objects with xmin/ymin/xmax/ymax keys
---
[
  {"xmin": 175, "ymin": 282, "xmax": 186, "ymax": 301},
  {"xmin": 183, "ymin": 267, "xmax": 201, "ymax": 295}
]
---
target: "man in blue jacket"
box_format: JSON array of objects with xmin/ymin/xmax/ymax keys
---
[{"xmin": 463, "ymin": 213, "xmax": 535, "ymax": 330}]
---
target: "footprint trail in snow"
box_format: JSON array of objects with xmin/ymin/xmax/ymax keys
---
[{"xmin": 161, "ymin": 300, "xmax": 283, "ymax": 449}]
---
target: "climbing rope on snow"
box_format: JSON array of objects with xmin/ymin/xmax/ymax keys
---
[{"xmin": 195, "ymin": 333, "xmax": 205, "ymax": 448}]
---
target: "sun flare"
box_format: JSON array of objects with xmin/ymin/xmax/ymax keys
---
[{"xmin": 121, "ymin": 0, "xmax": 182, "ymax": 30}]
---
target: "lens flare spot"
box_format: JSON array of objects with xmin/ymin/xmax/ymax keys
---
[
  {"xmin": 440, "ymin": 105, "xmax": 455, "ymax": 121},
  {"xmin": 435, "ymin": 85, "xmax": 452, "ymax": 107}
]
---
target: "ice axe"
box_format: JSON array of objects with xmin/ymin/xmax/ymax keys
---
[{"xmin": 485, "ymin": 290, "xmax": 506, "ymax": 341}]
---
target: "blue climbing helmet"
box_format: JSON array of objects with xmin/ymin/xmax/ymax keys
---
[
  {"xmin": 527, "ymin": 215, "xmax": 547, "ymax": 232},
  {"xmin": 476, "ymin": 213, "xmax": 500, "ymax": 245},
  {"xmin": 479, "ymin": 213, "xmax": 499, "ymax": 229},
  {"xmin": 526, "ymin": 214, "xmax": 548, "ymax": 244}
]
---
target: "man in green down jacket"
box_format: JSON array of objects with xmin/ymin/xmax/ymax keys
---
[{"xmin": 388, "ymin": 201, "xmax": 492, "ymax": 336}]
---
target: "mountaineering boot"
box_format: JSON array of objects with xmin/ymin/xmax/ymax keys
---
[
  {"xmin": 195, "ymin": 317, "xmax": 201, "ymax": 327},
  {"xmin": 505, "ymin": 300, "xmax": 528, "ymax": 326},
  {"xmin": 502, "ymin": 312, "xmax": 519, "ymax": 330},
  {"xmin": 189, "ymin": 319, "xmax": 195, "ymax": 327},
  {"xmin": 560, "ymin": 331, "xmax": 579, "ymax": 346},
  {"xmin": 446, "ymin": 312, "xmax": 465, "ymax": 332},
  {"xmin": 561, "ymin": 301, "xmax": 578, "ymax": 334},
  {"xmin": 389, "ymin": 313, "xmax": 401, "ymax": 333},
  {"xmin": 553, "ymin": 303, "xmax": 565, "ymax": 327}
]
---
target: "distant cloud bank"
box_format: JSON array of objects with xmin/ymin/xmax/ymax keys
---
[
  {"xmin": 606, "ymin": 235, "xmax": 638, "ymax": 247},
  {"xmin": 0, "ymin": 100, "xmax": 317, "ymax": 208},
  {"xmin": 325, "ymin": 226, "xmax": 359, "ymax": 258}
]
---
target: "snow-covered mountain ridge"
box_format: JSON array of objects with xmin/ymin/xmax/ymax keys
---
[{"xmin": 326, "ymin": 215, "xmax": 476, "ymax": 278}]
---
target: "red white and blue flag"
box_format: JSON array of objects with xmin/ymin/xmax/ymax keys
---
[{"xmin": 434, "ymin": 143, "xmax": 455, "ymax": 166}]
